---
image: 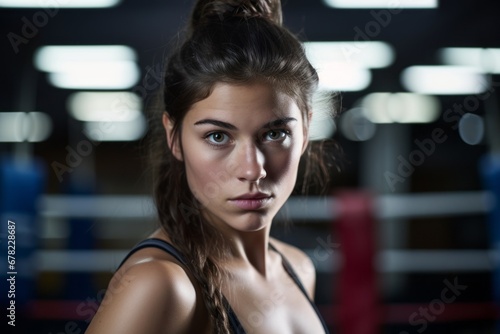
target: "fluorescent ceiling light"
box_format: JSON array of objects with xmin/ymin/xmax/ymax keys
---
[
  {"xmin": 0, "ymin": 112, "xmax": 52, "ymax": 142},
  {"xmin": 34, "ymin": 45, "xmax": 139, "ymax": 89},
  {"xmin": 304, "ymin": 41, "xmax": 395, "ymax": 91},
  {"xmin": 323, "ymin": 0, "xmax": 437, "ymax": 8},
  {"xmin": 401, "ymin": 66, "xmax": 488, "ymax": 95},
  {"xmin": 0, "ymin": 0, "xmax": 121, "ymax": 7},
  {"xmin": 83, "ymin": 115, "xmax": 147, "ymax": 142},
  {"xmin": 361, "ymin": 93, "xmax": 392, "ymax": 123},
  {"xmin": 361, "ymin": 92, "xmax": 440, "ymax": 123},
  {"xmin": 316, "ymin": 63, "xmax": 372, "ymax": 91},
  {"xmin": 35, "ymin": 45, "xmax": 136, "ymax": 72},
  {"xmin": 305, "ymin": 41, "xmax": 395, "ymax": 69},
  {"xmin": 68, "ymin": 92, "xmax": 142, "ymax": 122},
  {"xmin": 439, "ymin": 47, "xmax": 500, "ymax": 74},
  {"xmin": 48, "ymin": 62, "xmax": 139, "ymax": 89}
]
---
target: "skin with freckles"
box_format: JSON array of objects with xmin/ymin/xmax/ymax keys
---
[{"xmin": 86, "ymin": 82, "xmax": 326, "ymax": 334}]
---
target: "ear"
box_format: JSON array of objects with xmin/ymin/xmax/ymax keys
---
[
  {"xmin": 301, "ymin": 111, "xmax": 312, "ymax": 155},
  {"xmin": 162, "ymin": 113, "xmax": 183, "ymax": 161}
]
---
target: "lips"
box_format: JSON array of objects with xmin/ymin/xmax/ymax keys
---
[{"xmin": 228, "ymin": 192, "xmax": 272, "ymax": 210}]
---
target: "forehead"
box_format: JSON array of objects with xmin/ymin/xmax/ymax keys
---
[{"xmin": 185, "ymin": 82, "xmax": 302, "ymax": 125}]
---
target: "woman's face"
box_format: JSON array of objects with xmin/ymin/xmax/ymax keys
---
[{"xmin": 165, "ymin": 82, "xmax": 308, "ymax": 234}]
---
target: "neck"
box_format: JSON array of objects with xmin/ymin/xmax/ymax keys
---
[
  {"xmin": 227, "ymin": 229, "xmax": 272, "ymax": 275},
  {"xmin": 153, "ymin": 211, "xmax": 278, "ymax": 278},
  {"xmin": 206, "ymin": 217, "xmax": 275, "ymax": 278}
]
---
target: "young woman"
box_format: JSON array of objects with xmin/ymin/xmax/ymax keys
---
[{"xmin": 86, "ymin": 0, "xmax": 333, "ymax": 333}]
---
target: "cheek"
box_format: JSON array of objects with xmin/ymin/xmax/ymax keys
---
[
  {"xmin": 182, "ymin": 140, "xmax": 226, "ymax": 204},
  {"xmin": 266, "ymin": 145, "xmax": 303, "ymax": 186}
]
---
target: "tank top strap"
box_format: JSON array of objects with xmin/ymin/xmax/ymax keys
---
[
  {"xmin": 116, "ymin": 238, "xmax": 188, "ymax": 270},
  {"xmin": 117, "ymin": 238, "xmax": 247, "ymax": 333}
]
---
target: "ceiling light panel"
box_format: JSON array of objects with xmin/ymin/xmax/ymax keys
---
[
  {"xmin": 67, "ymin": 92, "xmax": 142, "ymax": 122},
  {"xmin": 0, "ymin": 112, "xmax": 52, "ymax": 142},
  {"xmin": 323, "ymin": 0, "xmax": 438, "ymax": 8},
  {"xmin": 305, "ymin": 41, "xmax": 395, "ymax": 69},
  {"xmin": 83, "ymin": 115, "xmax": 147, "ymax": 142},
  {"xmin": 439, "ymin": 47, "xmax": 500, "ymax": 74},
  {"xmin": 401, "ymin": 66, "xmax": 488, "ymax": 95},
  {"xmin": 361, "ymin": 92, "xmax": 440, "ymax": 123},
  {"xmin": 34, "ymin": 45, "xmax": 139, "ymax": 90},
  {"xmin": 0, "ymin": 0, "xmax": 121, "ymax": 8}
]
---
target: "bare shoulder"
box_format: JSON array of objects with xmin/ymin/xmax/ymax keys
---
[
  {"xmin": 270, "ymin": 237, "xmax": 317, "ymax": 300},
  {"xmin": 86, "ymin": 250, "xmax": 199, "ymax": 334}
]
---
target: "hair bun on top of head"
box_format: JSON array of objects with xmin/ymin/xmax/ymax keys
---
[{"xmin": 190, "ymin": 0, "xmax": 283, "ymax": 31}]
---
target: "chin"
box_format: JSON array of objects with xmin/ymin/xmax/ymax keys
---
[{"xmin": 230, "ymin": 212, "xmax": 273, "ymax": 232}]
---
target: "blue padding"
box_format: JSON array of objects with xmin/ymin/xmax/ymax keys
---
[
  {"xmin": 480, "ymin": 154, "xmax": 500, "ymax": 332},
  {"xmin": 0, "ymin": 156, "xmax": 45, "ymax": 306}
]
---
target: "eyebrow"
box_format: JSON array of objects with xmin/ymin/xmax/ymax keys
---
[
  {"xmin": 194, "ymin": 119, "xmax": 238, "ymax": 130},
  {"xmin": 265, "ymin": 117, "xmax": 298, "ymax": 128},
  {"xmin": 193, "ymin": 117, "xmax": 297, "ymax": 130}
]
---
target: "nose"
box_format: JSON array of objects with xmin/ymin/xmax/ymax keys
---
[{"xmin": 235, "ymin": 141, "xmax": 267, "ymax": 182}]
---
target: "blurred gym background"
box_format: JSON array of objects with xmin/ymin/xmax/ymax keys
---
[{"xmin": 1, "ymin": 0, "xmax": 499, "ymax": 333}]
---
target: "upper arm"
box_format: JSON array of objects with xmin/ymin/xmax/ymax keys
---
[
  {"xmin": 272, "ymin": 239, "xmax": 317, "ymax": 300},
  {"xmin": 85, "ymin": 260, "xmax": 197, "ymax": 334}
]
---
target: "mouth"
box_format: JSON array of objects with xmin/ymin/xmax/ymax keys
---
[
  {"xmin": 228, "ymin": 193, "xmax": 273, "ymax": 210},
  {"xmin": 231, "ymin": 192, "xmax": 272, "ymax": 200}
]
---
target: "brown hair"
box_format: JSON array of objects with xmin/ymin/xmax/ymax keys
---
[{"xmin": 148, "ymin": 0, "xmax": 335, "ymax": 332}]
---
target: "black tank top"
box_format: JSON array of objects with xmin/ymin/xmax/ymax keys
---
[{"xmin": 117, "ymin": 238, "xmax": 330, "ymax": 334}]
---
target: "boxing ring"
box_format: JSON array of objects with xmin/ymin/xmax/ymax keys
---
[{"xmin": 18, "ymin": 185, "xmax": 499, "ymax": 333}]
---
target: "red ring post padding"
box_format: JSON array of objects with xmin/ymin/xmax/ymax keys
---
[{"xmin": 335, "ymin": 191, "xmax": 379, "ymax": 334}]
